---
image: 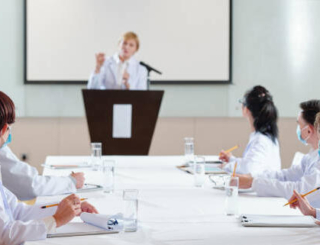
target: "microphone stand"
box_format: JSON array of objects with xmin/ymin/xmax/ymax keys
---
[{"xmin": 139, "ymin": 61, "xmax": 162, "ymax": 90}]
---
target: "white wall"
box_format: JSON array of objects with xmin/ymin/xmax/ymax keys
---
[{"xmin": 1, "ymin": 0, "xmax": 320, "ymax": 118}]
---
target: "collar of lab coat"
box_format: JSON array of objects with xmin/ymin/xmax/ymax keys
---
[
  {"xmin": 308, "ymin": 148, "xmax": 319, "ymax": 159},
  {"xmin": 113, "ymin": 53, "xmax": 136, "ymax": 67}
]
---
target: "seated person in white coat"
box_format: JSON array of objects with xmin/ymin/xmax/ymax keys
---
[
  {"xmin": 219, "ymin": 86, "xmax": 281, "ymax": 176},
  {"xmin": 87, "ymin": 31, "xmax": 147, "ymax": 90},
  {"xmin": 288, "ymin": 116, "xmax": 320, "ymax": 219},
  {"xmin": 238, "ymin": 101, "xmax": 320, "ymax": 207},
  {"xmin": 0, "ymin": 91, "xmax": 85, "ymax": 201},
  {"xmin": 0, "ymin": 98, "xmax": 98, "ymax": 245}
]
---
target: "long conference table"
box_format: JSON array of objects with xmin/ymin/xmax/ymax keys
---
[{"xmin": 26, "ymin": 156, "xmax": 320, "ymax": 245}]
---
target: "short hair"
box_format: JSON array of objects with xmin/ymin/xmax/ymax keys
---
[
  {"xmin": 300, "ymin": 100, "xmax": 320, "ymax": 125},
  {"xmin": 0, "ymin": 91, "xmax": 15, "ymax": 131},
  {"xmin": 314, "ymin": 112, "xmax": 320, "ymax": 133},
  {"xmin": 119, "ymin": 31, "xmax": 140, "ymax": 51}
]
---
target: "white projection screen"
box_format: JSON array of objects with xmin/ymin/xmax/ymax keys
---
[{"xmin": 25, "ymin": 0, "xmax": 231, "ymax": 84}]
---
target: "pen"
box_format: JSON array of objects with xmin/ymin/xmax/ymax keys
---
[
  {"xmin": 283, "ymin": 187, "xmax": 320, "ymax": 207},
  {"xmin": 232, "ymin": 162, "xmax": 238, "ymax": 177},
  {"xmin": 219, "ymin": 145, "xmax": 239, "ymax": 157},
  {"xmin": 41, "ymin": 198, "xmax": 88, "ymax": 209}
]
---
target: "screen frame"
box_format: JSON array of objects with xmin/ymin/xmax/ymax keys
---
[{"xmin": 24, "ymin": 0, "xmax": 233, "ymax": 85}]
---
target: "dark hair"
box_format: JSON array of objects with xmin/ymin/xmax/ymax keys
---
[
  {"xmin": 0, "ymin": 91, "xmax": 15, "ymax": 131},
  {"xmin": 300, "ymin": 100, "xmax": 320, "ymax": 125},
  {"xmin": 243, "ymin": 85, "xmax": 278, "ymax": 143},
  {"xmin": 315, "ymin": 112, "xmax": 320, "ymax": 133}
]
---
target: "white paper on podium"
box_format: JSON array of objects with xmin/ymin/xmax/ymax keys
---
[{"xmin": 112, "ymin": 104, "xmax": 132, "ymax": 138}]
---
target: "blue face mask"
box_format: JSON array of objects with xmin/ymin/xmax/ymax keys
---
[
  {"xmin": 297, "ymin": 125, "xmax": 309, "ymax": 145},
  {"xmin": 1, "ymin": 127, "xmax": 12, "ymax": 149},
  {"xmin": 2, "ymin": 133, "xmax": 12, "ymax": 148},
  {"xmin": 318, "ymin": 141, "xmax": 320, "ymax": 157}
]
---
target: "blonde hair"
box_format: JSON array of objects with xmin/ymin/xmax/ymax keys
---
[
  {"xmin": 119, "ymin": 31, "xmax": 140, "ymax": 51},
  {"xmin": 315, "ymin": 112, "xmax": 320, "ymax": 133}
]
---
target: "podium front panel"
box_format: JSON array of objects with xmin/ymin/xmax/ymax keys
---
[{"xmin": 82, "ymin": 90, "xmax": 164, "ymax": 155}]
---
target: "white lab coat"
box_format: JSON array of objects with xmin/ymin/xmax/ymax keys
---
[
  {"xmin": 0, "ymin": 146, "xmax": 77, "ymax": 201},
  {"xmin": 87, "ymin": 54, "xmax": 147, "ymax": 90},
  {"xmin": 223, "ymin": 132, "xmax": 281, "ymax": 176},
  {"xmin": 252, "ymin": 149, "xmax": 320, "ymax": 207},
  {"xmin": 316, "ymin": 209, "xmax": 320, "ymax": 220},
  {"xmin": 0, "ymin": 182, "xmax": 56, "ymax": 245}
]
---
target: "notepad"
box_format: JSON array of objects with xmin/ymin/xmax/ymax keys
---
[
  {"xmin": 41, "ymin": 162, "xmax": 91, "ymax": 169},
  {"xmin": 48, "ymin": 212, "xmax": 123, "ymax": 238},
  {"xmin": 77, "ymin": 184, "xmax": 103, "ymax": 193},
  {"xmin": 177, "ymin": 163, "xmax": 227, "ymax": 175},
  {"xmin": 81, "ymin": 212, "xmax": 123, "ymax": 230},
  {"xmin": 241, "ymin": 214, "xmax": 317, "ymax": 227},
  {"xmin": 47, "ymin": 222, "xmax": 118, "ymax": 238}
]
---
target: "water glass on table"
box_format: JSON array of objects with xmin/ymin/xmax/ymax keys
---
[
  {"xmin": 224, "ymin": 176, "xmax": 239, "ymax": 216},
  {"xmin": 184, "ymin": 137, "xmax": 194, "ymax": 166},
  {"xmin": 123, "ymin": 189, "xmax": 139, "ymax": 232},
  {"xmin": 209, "ymin": 174, "xmax": 227, "ymax": 188},
  {"xmin": 194, "ymin": 156, "xmax": 206, "ymax": 187},
  {"xmin": 101, "ymin": 160, "xmax": 115, "ymax": 193},
  {"xmin": 91, "ymin": 142, "xmax": 102, "ymax": 169}
]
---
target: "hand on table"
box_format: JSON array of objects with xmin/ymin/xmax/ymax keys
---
[
  {"xmin": 70, "ymin": 172, "xmax": 85, "ymax": 189},
  {"xmin": 79, "ymin": 201, "xmax": 99, "ymax": 215},
  {"xmin": 288, "ymin": 190, "xmax": 316, "ymax": 218},
  {"xmin": 236, "ymin": 174, "xmax": 253, "ymax": 189},
  {"xmin": 219, "ymin": 150, "xmax": 232, "ymax": 163},
  {"xmin": 53, "ymin": 194, "xmax": 81, "ymax": 227}
]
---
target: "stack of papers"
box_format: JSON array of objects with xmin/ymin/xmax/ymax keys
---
[
  {"xmin": 241, "ymin": 214, "xmax": 317, "ymax": 227},
  {"xmin": 177, "ymin": 163, "xmax": 227, "ymax": 175}
]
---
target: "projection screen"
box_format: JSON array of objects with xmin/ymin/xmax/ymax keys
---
[{"xmin": 25, "ymin": 0, "xmax": 231, "ymax": 84}]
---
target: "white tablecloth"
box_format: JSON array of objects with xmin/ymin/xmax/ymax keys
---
[{"xmin": 26, "ymin": 156, "xmax": 320, "ymax": 245}]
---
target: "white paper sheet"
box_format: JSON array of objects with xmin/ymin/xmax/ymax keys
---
[
  {"xmin": 112, "ymin": 104, "xmax": 132, "ymax": 138},
  {"xmin": 80, "ymin": 212, "xmax": 123, "ymax": 230},
  {"xmin": 241, "ymin": 214, "xmax": 317, "ymax": 227},
  {"xmin": 47, "ymin": 222, "xmax": 118, "ymax": 238}
]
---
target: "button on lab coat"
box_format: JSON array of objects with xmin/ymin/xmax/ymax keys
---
[
  {"xmin": 87, "ymin": 54, "xmax": 147, "ymax": 90},
  {"xmin": 252, "ymin": 150, "xmax": 320, "ymax": 207},
  {"xmin": 223, "ymin": 132, "xmax": 281, "ymax": 176},
  {"xmin": 0, "ymin": 183, "xmax": 56, "ymax": 245},
  {"xmin": 0, "ymin": 146, "xmax": 77, "ymax": 201}
]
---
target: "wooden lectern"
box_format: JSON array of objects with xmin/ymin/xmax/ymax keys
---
[{"xmin": 82, "ymin": 90, "xmax": 164, "ymax": 155}]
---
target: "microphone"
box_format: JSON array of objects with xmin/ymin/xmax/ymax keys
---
[{"xmin": 139, "ymin": 61, "xmax": 162, "ymax": 75}]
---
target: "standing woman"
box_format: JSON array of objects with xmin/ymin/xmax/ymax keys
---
[
  {"xmin": 219, "ymin": 85, "xmax": 281, "ymax": 176},
  {"xmin": 87, "ymin": 31, "xmax": 147, "ymax": 90}
]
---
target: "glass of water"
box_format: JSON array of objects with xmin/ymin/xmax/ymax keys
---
[
  {"xmin": 225, "ymin": 176, "xmax": 239, "ymax": 216},
  {"xmin": 123, "ymin": 189, "xmax": 139, "ymax": 232},
  {"xmin": 194, "ymin": 156, "xmax": 206, "ymax": 187},
  {"xmin": 209, "ymin": 174, "xmax": 227, "ymax": 188},
  {"xmin": 184, "ymin": 137, "xmax": 194, "ymax": 165},
  {"xmin": 101, "ymin": 160, "xmax": 115, "ymax": 193},
  {"xmin": 91, "ymin": 142, "xmax": 102, "ymax": 169}
]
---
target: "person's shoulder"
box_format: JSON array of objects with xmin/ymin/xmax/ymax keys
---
[
  {"xmin": 130, "ymin": 57, "xmax": 147, "ymax": 73},
  {"xmin": 252, "ymin": 132, "xmax": 277, "ymax": 146},
  {"xmin": 0, "ymin": 145, "xmax": 13, "ymax": 156},
  {"xmin": 139, "ymin": 64, "xmax": 147, "ymax": 74}
]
